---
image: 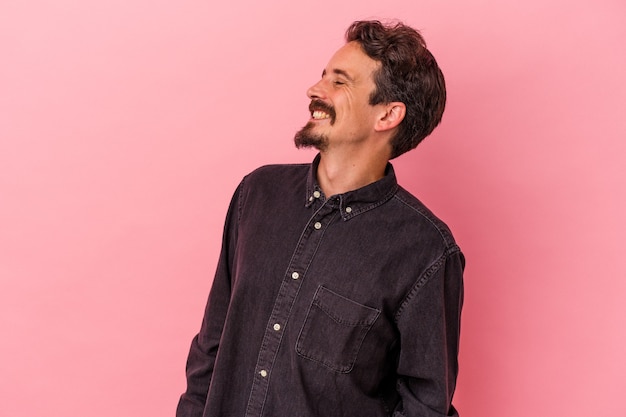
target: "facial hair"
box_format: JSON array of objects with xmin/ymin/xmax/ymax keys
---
[
  {"xmin": 294, "ymin": 122, "xmax": 329, "ymax": 151},
  {"xmin": 293, "ymin": 99, "xmax": 336, "ymax": 151}
]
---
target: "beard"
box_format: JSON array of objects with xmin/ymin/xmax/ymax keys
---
[
  {"xmin": 294, "ymin": 122, "xmax": 329, "ymax": 151},
  {"xmin": 294, "ymin": 99, "xmax": 335, "ymax": 151}
]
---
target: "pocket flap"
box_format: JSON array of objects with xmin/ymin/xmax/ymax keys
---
[{"xmin": 313, "ymin": 286, "xmax": 380, "ymax": 327}]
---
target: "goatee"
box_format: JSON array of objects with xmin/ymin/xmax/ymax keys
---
[
  {"xmin": 294, "ymin": 99, "xmax": 335, "ymax": 150},
  {"xmin": 294, "ymin": 122, "xmax": 328, "ymax": 151}
]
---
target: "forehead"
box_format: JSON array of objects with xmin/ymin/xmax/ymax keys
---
[{"xmin": 325, "ymin": 41, "xmax": 380, "ymax": 83}]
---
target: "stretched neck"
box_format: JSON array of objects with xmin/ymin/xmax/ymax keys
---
[{"xmin": 316, "ymin": 149, "xmax": 389, "ymax": 197}]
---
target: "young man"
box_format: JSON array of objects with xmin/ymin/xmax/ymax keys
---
[{"xmin": 177, "ymin": 20, "xmax": 464, "ymax": 417}]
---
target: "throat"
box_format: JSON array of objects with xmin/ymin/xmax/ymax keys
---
[{"xmin": 316, "ymin": 155, "xmax": 386, "ymax": 196}]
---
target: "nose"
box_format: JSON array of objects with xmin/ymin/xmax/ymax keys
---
[{"xmin": 307, "ymin": 79, "xmax": 326, "ymax": 100}]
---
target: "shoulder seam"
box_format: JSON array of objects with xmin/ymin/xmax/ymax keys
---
[
  {"xmin": 393, "ymin": 247, "xmax": 461, "ymax": 323},
  {"xmin": 392, "ymin": 192, "xmax": 452, "ymax": 247}
]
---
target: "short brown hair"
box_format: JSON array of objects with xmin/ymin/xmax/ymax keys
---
[{"xmin": 346, "ymin": 20, "xmax": 446, "ymax": 159}]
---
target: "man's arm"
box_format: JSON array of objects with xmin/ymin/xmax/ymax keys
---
[
  {"xmin": 176, "ymin": 183, "xmax": 242, "ymax": 417},
  {"xmin": 393, "ymin": 249, "xmax": 465, "ymax": 417}
]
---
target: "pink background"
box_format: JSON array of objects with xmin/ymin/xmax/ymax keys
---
[{"xmin": 1, "ymin": 1, "xmax": 625, "ymax": 416}]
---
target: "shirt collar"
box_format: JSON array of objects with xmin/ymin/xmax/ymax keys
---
[{"xmin": 305, "ymin": 153, "xmax": 398, "ymax": 220}]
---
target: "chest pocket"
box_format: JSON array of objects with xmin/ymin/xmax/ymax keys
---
[{"xmin": 296, "ymin": 285, "xmax": 380, "ymax": 373}]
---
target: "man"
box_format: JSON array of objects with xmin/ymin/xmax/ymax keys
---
[{"xmin": 177, "ymin": 20, "xmax": 464, "ymax": 417}]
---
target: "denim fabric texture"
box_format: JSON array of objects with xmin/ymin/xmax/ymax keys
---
[{"xmin": 177, "ymin": 155, "xmax": 464, "ymax": 417}]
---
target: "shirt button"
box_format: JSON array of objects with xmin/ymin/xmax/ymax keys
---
[
  {"xmin": 291, "ymin": 272, "xmax": 300, "ymax": 280},
  {"xmin": 259, "ymin": 370, "xmax": 268, "ymax": 377},
  {"xmin": 273, "ymin": 323, "xmax": 281, "ymax": 331},
  {"xmin": 314, "ymin": 222, "xmax": 322, "ymax": 230},
  {"xmin": 345, "ymin": 206, "xmax": 352, "ymax": 213},
  {"xmin": 313, "ymin": 191, "xmax": 321, "ymax": 198}
]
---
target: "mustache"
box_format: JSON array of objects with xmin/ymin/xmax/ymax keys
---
[{"xmin": 308, "ymin": 99, "xmax": 336, "ymax": 121}]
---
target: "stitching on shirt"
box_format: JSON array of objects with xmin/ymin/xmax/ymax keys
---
[
  {"xmin": 393, "ymin": 253, "xmax": 447, "ymax": 323},
  {"xmin": 295, "ymin": 289, "xmax": 380, "ymax": 374},
  {"xmin": 284, "ymin": 203, "xmax": 337, "ymax": 279},
  {"xmin": 245, "ymin": 205, "xmax": 339, "ymax": 414},
  {"xmin": 340, "ymin": 183, "xmax": 399, "ymax": 221},
  {"xmin": 295, "ymin": 301, "xmax": 358, "ymax": 373},
  {"xmin": 391, "ymin": 188, "xmax": 457, "ymax": 248},
  {"xmin": 313, "ymin": 287, "xmax": 380, "ymax": 326},
  {"xmin": 237, "ymin": 176, "xmax": 246, "ymax": 224}
]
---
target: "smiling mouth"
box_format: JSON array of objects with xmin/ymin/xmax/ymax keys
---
[
  {"xmin": 312, "ymin": 110, "xmax": 331, "ymax": 120},
  {"xmin": 308, "ymin": 99, "xmax": 336, "ymax": 123}
]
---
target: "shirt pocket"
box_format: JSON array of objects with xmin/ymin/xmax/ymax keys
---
[{"xmin": 296, "ymin": 285, "xmax": 380, "ymax": 373}]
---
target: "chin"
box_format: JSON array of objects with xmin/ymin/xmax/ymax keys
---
[{"xmin": 294, "ymin": 124, "xmax": 328, "ymax": 151}]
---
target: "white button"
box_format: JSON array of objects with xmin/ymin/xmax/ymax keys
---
[
  {"xmin": 345, "ymin": 206, "xmax": 352, "ymax": 213},
  {"xmin": 273, "ymin": 323, "xmax": 281, "ymax": 331},
  {"xmin": 291, "ymin": 272, "xmax": 300, "ymax": 280},
  {"xmin": 313, "ymin": 191, "xmax": 321, "ymax": 198},
  {"xmin": 260, "ymin": 370, "xmax": 268, "ymax": 377},
  {"xmin": 314, "ymin": 222, "xmax": 322, "ymax": 230}
]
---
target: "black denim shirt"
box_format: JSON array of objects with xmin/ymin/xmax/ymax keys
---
[{"xmin": 177, "ymin": 155, "xmax": 464, "ymax": 417}]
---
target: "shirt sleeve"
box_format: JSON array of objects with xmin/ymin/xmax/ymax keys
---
[
  {"xmin": 392, "ymin": 249, "xmax": 465, "ymax": 417},
  {"xmin": 176, "ymin": 182, "xmax": 243, "ymax": 417}
]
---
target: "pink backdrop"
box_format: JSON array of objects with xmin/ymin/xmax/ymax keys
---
[{"xmin": 1, "ymin": 1, "xmax": 625, "ymax": 416}]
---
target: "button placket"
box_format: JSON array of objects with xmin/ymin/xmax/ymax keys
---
[{"xmin": 245, "ymin": 206, "xmax": 338, "ymax": 417}]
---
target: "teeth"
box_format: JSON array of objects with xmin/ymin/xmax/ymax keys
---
[{"xmin": 312, "ymin": 110, "xmax": 330, "ymax": 120}]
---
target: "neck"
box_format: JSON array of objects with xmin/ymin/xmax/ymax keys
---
[{"xmin": 316, "ymin": 149, "xmax": 389, "ymax": 197}]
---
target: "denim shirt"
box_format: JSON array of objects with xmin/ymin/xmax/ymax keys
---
[{"xmin": 177, "ymin": 155, "xmax": 464, "ymax": 417}]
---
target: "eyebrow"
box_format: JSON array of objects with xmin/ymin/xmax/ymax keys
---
[{"xmin": 322, "ymin": 68, "xmax": 355, "ymax": 82}]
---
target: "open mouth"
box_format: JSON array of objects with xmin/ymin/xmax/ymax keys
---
[
  {"xmin": 309, "ymin": 100, "xmax": 335, "ymax": 123},
  {"xmin": 312, "ymin": 110, "xmax": 330, "ymax": 120}
]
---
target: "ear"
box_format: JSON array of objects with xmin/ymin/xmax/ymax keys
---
[{"xmin": 374, "ymin": 102, "xmax": 406, "ymax": 132}]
